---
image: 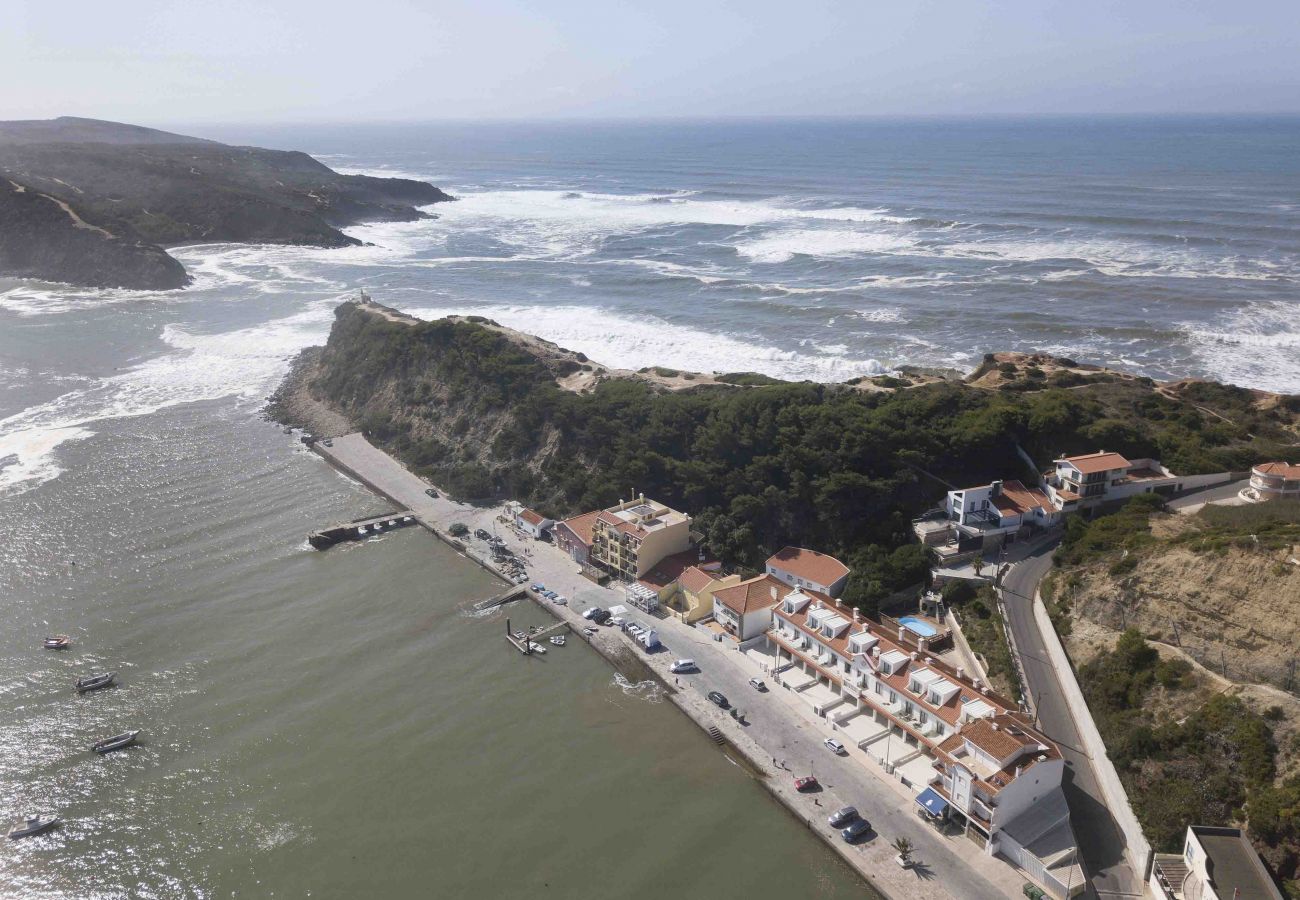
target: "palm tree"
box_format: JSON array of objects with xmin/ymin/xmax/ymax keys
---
[
  {"xmin": 892, "ymin": 836, "xmax": 914, "ymax": 864},
  {"xmin": 971, "ymin": 553, "xmax": 986, "ymax": 578}
]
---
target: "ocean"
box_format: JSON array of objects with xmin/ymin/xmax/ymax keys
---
[{"xmin": 0, "ymin": 116, "xmax": 1297, "ymax": 896}]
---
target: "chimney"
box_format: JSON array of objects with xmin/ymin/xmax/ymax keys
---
[
  {"xmin": 957, "ymin": 666, "xmax": 966, "ymax": 680},
  {"xmin": 872, "ymin": 646, "xmax": 881, "ymax": 658},
  {"xmin": 991, "ymin": 722, "xmax": 1000, "ymax": 731},
  {"xmin": 852, "ymin": 608, "xmax": 862, "ymax": 622},
  {"xmin": 910, "ymin": 651, "xmax": 919, "ymax": 661},
  {"xmin": 990, "ymin": 480, "xmax": 1002, "ymax": 496},
  {"xmin": 834, "ymin": 598, "xmax": 842, "ymax": 610},
  {"xmin": 1014, "ymin": 766, "xmax": 1022, "ymax": 779},
  {"xmin": 770, "ymin": 586, "xmax": 778, "ymax": 601},
  {"xmin": 898, "ymin": 625, "xmax": 907, "ymax": 643},
  {"xmin": 919, "ymin": 637, "xmax": 929, "ymax": 653}
]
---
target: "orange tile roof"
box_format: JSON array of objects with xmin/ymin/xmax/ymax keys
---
[
  {"xmin": 1255, "ymin": 461, "xmax": 1300, "ymax": 479},
  {"xmin": 556, "ymin": 510, "xmax": 600, "ymax": 546},
  {"xmin": 519, "ymin": 508, "xmax": 546, "ymax": 526},
  {"xmin": 679, "ymin": 566, "xmax": 718, "ymax": 595},
  {"xmin": 990, "ymin": 480, "xmax": 1053, "ymax": 516},
  {"xmin": 767, "ymin": 546, "xmax": 850, "ymax": 586},
  {"xmin": 714, "ymin": 575, "xmax": 792, "ymax": 615},
  {"xmin": 1061, "ymin": 451, "xmax": 1130, "ymax": 475},
  {"xmin": 637, "ymin": 550, "xmax": 715, "ymax": 590}
]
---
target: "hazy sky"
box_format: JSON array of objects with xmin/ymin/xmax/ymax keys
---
[{"xmin": 6, "ymin": 0, "xmax": 1299, "ymax": 123}]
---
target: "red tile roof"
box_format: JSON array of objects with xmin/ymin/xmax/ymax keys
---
[
  {"xmin": 714, "ymin": 575, "xmax": 792, "ymax": 615},
  {"xmin": 767, "ymin": 547, "xmax": 850, "ymax": 587},
  {"xmin": 637, "ymin": 549, "xmax": 715, "ymax": 590},
  {"xmin": 679, "ymin": 566, "xmax": 719, "ymax": 595},
  {"xmin": 1255, "ymin": 461, "xmax": 1300, "ymax": 479},
  {"xmin": 519, "ymin": 508, "xmax": 546, "ymax": 526},
  {"xmin": 556, "ymin": 510, "xmax": 600, "ymax": 546},
  {"xmin": 991, "ymin": 480, "xmax": 1052, "ymax": 516},
  {"xmin": 1061, "ymin": 451, "xmax": 1130, "ymax": 475}
]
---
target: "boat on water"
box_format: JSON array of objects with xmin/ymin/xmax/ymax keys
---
[
  {"xmin": 549, "ymin": 635, "xmax": 566, "ymax": 646},
  {"xmin": 75, "ymin": 672, "xmax": 116, "ymax": 693},
  {"xmin": 91, "ymin": 730, "xmax": 140, "ymax": 754},
  {"xmin": 43, "ymin": 635, "xmax": 71, "ymax": 650},
  {"xmin": 7, "ymin": 815, "xmax": 59, "ymax": 840},
  {"xmin": 527, "ymin": 641, "xmax": 547, "ymax": 654}
]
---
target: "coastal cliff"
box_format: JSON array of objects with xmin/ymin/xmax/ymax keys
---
[
  {"xmin": 272, "ymin": 299, "xmax": 1298, "ymax": 606},
  {"xmin": 0, "ymin": 117, "xmax": 453, "ymax": 290}
]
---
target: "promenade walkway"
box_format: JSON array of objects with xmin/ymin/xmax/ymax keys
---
[{"xmin": 314, "ymin": 433, "xmax": 1040, "ymax": 900}]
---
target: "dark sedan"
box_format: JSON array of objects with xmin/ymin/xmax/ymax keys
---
[{"xmin": 706, "ymin": 691, "xmax": 729, "ymax": 709}]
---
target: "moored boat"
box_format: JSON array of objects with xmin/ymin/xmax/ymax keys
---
[
  {"xmin": 92, "ymin": 730, "xmax": 140, "ymax": 754},
  {"xmin": 7, "ymin": 815, "xmax": 59, "ymax": 839},
  {"xmin": 549, "ymin": 635, "xmax": 566, "ymax": 646},
  {"xmin": 75, "ymin": 672, "xmax": 116, "ymax": 693},
  {"xmin": 43, "ymin": 635, "xmax": 71, "ymax": 650}
]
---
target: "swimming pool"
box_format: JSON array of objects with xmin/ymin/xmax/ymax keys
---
[{"xmin": 899, "ymin": 616, "xmax": 938, "ymax": 638}]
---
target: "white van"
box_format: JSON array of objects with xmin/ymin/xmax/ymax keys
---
[{"xmin": 669, "ymin": 659, "xmax": 696, "ymax": 674}]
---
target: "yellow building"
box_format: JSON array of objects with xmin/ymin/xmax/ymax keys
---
[{"xmin": 591, "ymin": 494, "xmax": 692, "ymax": 581}]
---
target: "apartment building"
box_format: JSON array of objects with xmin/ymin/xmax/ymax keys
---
[
  {"xmin": 767, "ymin": 594, "xmax": 1078, "ymax": 893},
  {"xmin": 590, "ymin": 494, "xmax": 692, "ymax": 581},
  {"xmin": 712, "ymin": 574, "xmax": 793, "ymax": 642}
]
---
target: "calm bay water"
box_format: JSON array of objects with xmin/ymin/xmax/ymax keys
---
[
  {"xmin": 2, "ymin": 116, "xmax": 1297, "ymax": 896},
  {"xmin": 0, "ymin": 400, "xmax": 864, "ymax": 897}
]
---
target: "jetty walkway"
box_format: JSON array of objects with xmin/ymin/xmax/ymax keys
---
[{"xmin": 310, "ymin": 432, "xmax": 1035, "ymax": 900}]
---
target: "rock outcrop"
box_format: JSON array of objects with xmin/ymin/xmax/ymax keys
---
[{"xmin": 0, "ymin": 117, "xmax": 453, "ymax": 290}]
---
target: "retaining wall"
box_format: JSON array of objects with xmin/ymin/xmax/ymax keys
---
[{"xmin": 1032, "ymin": 591, "xmax": 1153, "ymax": 885}]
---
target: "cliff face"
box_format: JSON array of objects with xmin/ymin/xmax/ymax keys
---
[
  {"xmin": 0, "ymin": 117, "xmax": 453, "ymax": 290},
  {"xmin": 274, "ymin": 300, "xmax": 1297, "ymax": 581}
]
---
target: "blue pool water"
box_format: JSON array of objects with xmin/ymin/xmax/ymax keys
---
[{"xmin": 899, "ymin": 616, "xmax": 938, "ymax": 638}]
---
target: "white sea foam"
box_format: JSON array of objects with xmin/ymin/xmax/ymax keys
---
[
  {"xmin": 0, "ymin": 300, "xmax": 338, "ymax": 495},
  {"xmin": 400, "ymin": 301, "xmax": 889, "ymax": 382},
  {"xmin": 733, "ymin": 229, "xmax": 917, "ymax": 263},
  {"xmin": 940, "ymin": 237, "xmax": 1293, "ymax": 281},
  {"xmin": 1180, "ymin": 300, "xmax": 1300, "ymax": 393},
  {"xmin": 430, "ymin": 189, "xmax": 909, "ymax": 258}
]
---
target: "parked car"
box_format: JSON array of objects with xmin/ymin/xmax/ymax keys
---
[
  {"xmin": 591, "ymin": 609, "xmax": 611, "ymax": 624},
  {"xmin": 840, "ymin": 819, "xmax": 872, "ymax": 842},
  {"xmin": 424, "ymin": 488, "xmax": 438, "ymax": 498},
  {"xmin": 530, "ymin": 583, "xmax": 545, "ymax": 592},
  {"xmin": 582, "ymin": 607, "xmax": 603, "ymax": 620},
  {"xmin": 474, "ymin": 529, "xmax": 491, "ymax": 540},
  {"xmin": 824, "ymin": 738, "xmax": 847, "ymax": 755},
  {"xmin": 551, "ymin": 595, "xmax": 567, "ymax": 606},
  {"xmin": 827, "ymin": 806, "xmax": 858, "ymax": 828},
  {"xmin": 748, "ymin": 677, "xmax": 767, "ymax": 691},
  {"xmin": 794, "ymin": 775, "xmax": 819, "ymax": 792},
  {"xmin": 669, "ymin": 659, "xmax": 696, "ymax": 674},
  {"xmin": 707, "ymin": 691, "xmax": 729, "ymax": 709}
]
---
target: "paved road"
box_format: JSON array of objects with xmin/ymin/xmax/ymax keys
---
[
  {"xmin": 1000, "ymin": 545, "xmax": 1142, "ymax": 899},
  {"xmin": 1165, "ymin": 477, "xmax": 1248, "ymax": 512}
]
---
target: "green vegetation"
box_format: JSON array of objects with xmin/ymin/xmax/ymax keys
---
[
  {"xmin": 1184, "ymin": 503, "xmax": 1300, "ymax": 554},
  {"xmin": 1055, "ymin": 493, "xmax": 1165, "ymax": 568},
  {"xmin": 447, "ymin": 522, "xmax": 469, "ymax": 537},
  {"xmin": 942, "ymin": 581, "xmax": 1019, "ymax": 698},
  {"xmin": 1079, "ymin": 630, "xmax": 1293, "ymax": 865},
  {"xmin": 309, "ymin": 305, "xmax": 1295, "ymax": 614},
  {"xmin": 714, "ymin": 371, "xmax": 786, "ymax": 386}
]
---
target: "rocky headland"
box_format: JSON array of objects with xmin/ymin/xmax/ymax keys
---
[{"xmin": 0, "ymin": 117, "xmax": 453, "ymax": 290}]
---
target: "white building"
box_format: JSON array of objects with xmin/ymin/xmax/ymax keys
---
[
  {"xmin": 767, "ymin": 595, "xmax": 1084, "ymax": 896},
  {"xmin": 1151, "ymin": 825, "xmax": 1283, "ymax": 900},
  {"xmin": 513, "ymin": 507, "xmax": 554, "ymax": 538},
  {"xmin": 711, "ymin": 575, "xmax": 795, "ymax": 642},
  {"xmin": 765, "ymin": 546, "xmax": 850, "ymax": 597},
  {"xmin": 944, "ymin": 479, "xmax": 1061, "ymax": 548},
  {"xmin": 1245, "ymin": 461, "xmax": 1300, "ymax": 502},
  {"xmin": 1043, "ymin": 451, "xmax": 1182, "ymax": 511}
]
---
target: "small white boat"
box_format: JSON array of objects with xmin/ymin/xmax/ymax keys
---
[
  {"xmin": 527, "ymin": 642, "xmax": 547, "ymax": 654},
  {"xmin": 549, "ymin": 635, "xmax": 566, "ymax": 646},
  {"xmin": 92, "ymin": 730, "xmax": 140, "ymax": 754},
  {"xmin": 75, "ymin": 672, "xmax": 116, "ymax": 693},
  {"xmin": 43, "ymin": 635, "xmax": 71, "ymax": 650},
  {"xmin": 7, "ymin": 815, "xmax": 59, "ymax": 840}
]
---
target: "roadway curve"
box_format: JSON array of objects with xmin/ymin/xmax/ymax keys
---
[{"xmin": 999, "ymin": 543, "xmax": 1144, "ymax": 899}]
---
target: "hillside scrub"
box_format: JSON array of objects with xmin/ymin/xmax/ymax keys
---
[
  {"xmin": 299, "ymin": 303, "xmax": 1297, "ymax": 613},
  {"xmin": 1079, "ymin": 629, "xmax": 1296, "ymax": 884}
]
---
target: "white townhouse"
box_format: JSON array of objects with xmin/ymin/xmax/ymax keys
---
[
  {"xmin": 765, "ymin": 546, "xmax": 850, "ymax": 597},
  {"xmin": 944, "ymin": 479, "xmax": 1061, "ymax": 549},
  {"xmin": 1043, "ymin": 450, "xmax": 1183, "ymax": 511}
]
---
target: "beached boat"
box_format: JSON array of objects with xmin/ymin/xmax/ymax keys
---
[
  {"xmin": 43, "ymin": 635, "xmax": 71, "ymax": 650},
  {"xmin": 75, "ymin": 672, "xmax": 116, "ymax": 693},
  {"xmin": 91, "ymin": 730, "xmax": 140, "ymax": 754},
  {"xmin": 7, "ymin": 815, "xmax": 59, "ymax": 839},
  {"xmin": 549, "ymin": 635, "xmax": 566, "ymax": 646}
]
